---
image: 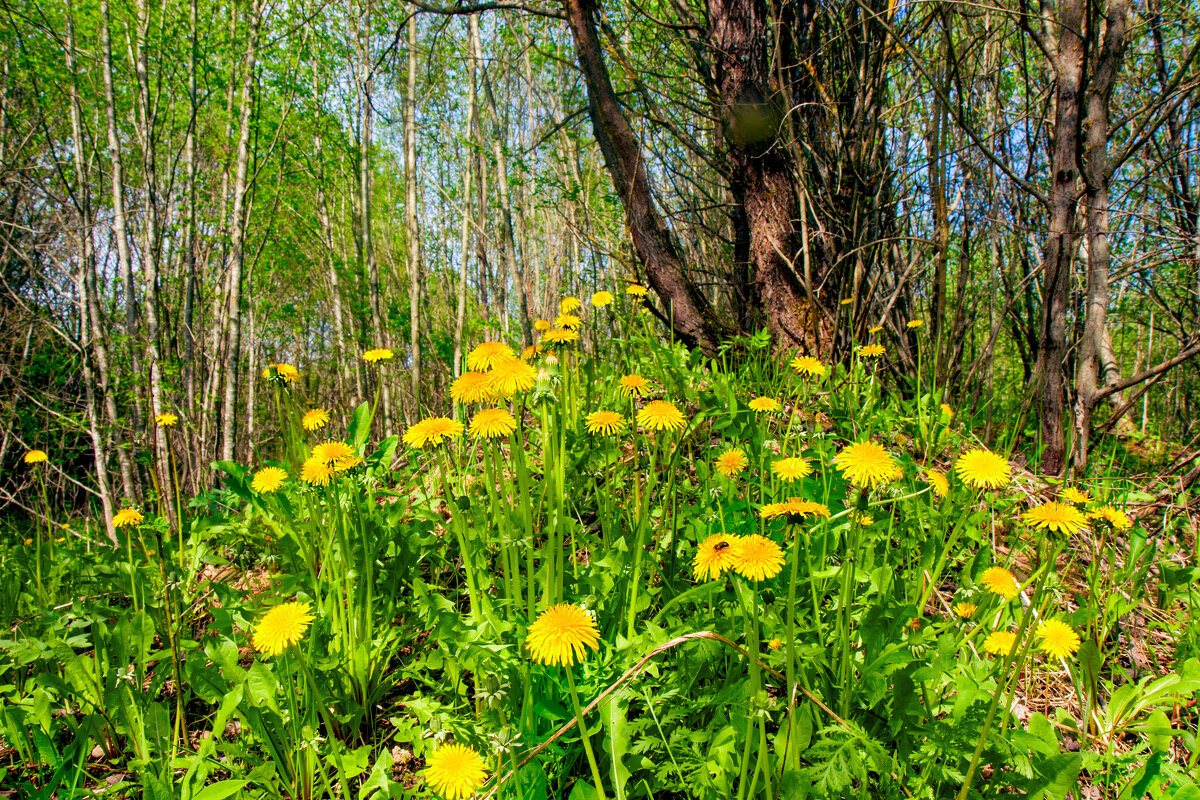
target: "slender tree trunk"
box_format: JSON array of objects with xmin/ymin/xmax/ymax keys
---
[
  {"xmin": 65, "ymin": 6, "xmax": 116, "ymax": 535},
  {"xmin": 454, "ymin": 14, "xmax": 479, "ymax": 390},
  {"xmin": 99, "ymin": 0, "xmax": 141, "ymax": 501},
  {"xmin": 405, "ymin": 16, "xmax": 422, "ymax": 417},
  {"xmin": 220, "ymin": 0, "xmax": 262, "ymax": 463}
]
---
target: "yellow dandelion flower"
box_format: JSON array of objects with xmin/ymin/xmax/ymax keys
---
[
  {"xmin": 731, "ymin": 534, "xmax": 785, "ymax": 581},
  {"xmin": 714, "ymin": 447, "xmax": 749, "ymax": 477},
  {"xmin": 251, "ymin": 466, "xmax": 288, "ymax": 494},
  {"xmin": 470, "ymin": 408, "xmax": 517, "ymax": 439},
  {"xmin": 955, "ymin": 448, "xmax": 1012, "ymax": 490},
  {"xmin": 869, "ymin": 325, "xmax": 884, "ymax": 334},
  {"xmin": 424, "ymin": 743, "xmax": 489, "ymax": 800},
  {"xmin": 760, "ymin": 497, "xmax": 829, "ymax": 521},
  {"xmin": 789, "ymin": 355, "xmax": 827, "ymax": 377},
  {"xmin": 907, "ymin": 319, "xmax": 924, "ymax": 329},
  {"xmin": 693, "ymin": 533, "xmax": 738, "ymax": 581},
  {"xmin": 618, "ymin": 374, "xmax": 650, "ymax": 397},
  {"xmin": 837, "ymin": 441, "xmax": 899, "ymax": 487},
  {"xmin": 262, "ymin": 363, "xmax": 300, "ymax": 383},
  {"xmin": 112, "ymin": 508, "xmax": 144, "ymax": 529},
  {"xmin": 859, "ymin": 343, "xmax": 885, "ymax": 358},
  {"xmin": 554, "ymin": 313, "xmax": 582, "ymax": 329},
  {"xmin": 155, "ymin": 413, "xmax": 179, "ymax": 427},
  {"xmin": 772, "ymin": 457, "xmax": 812, "ymax": 483},
  {"xmin": 840, "ymin": 297, "xmax": 854, "ymax": 306},
  {"xmin": 983, "ymin": 630, "xmax": 1018, "ymax": 656},
  {"xmin": 312, "ymin": 441, "xmax": 354, "ymax": 463},
  {"xmin": 252, "ymin": 601, "xmax": 314, "ymax": 656},
  {"xmin": 521, "ymin": 344, "xmax": 543, "ymax": 362},
  {"xmin": 748, "ymin": 396, "xmax": 781, "ymax": 412},
  {"xmin": 637, "ymin": 400, "xmax": 687, "ymax": 433},
  {"xmin": 1089, "ymin": 505, "xmax": 1132, "ymax": 530},
  {"xmin": 559, "ymin": 297, "xmax": 582, "ymax": 314},
  {"xmin": 333, "ymin": 455, "xmax": 363, "ymax": 472},
  {"xmin": 1036, "ymin": 618, "xmax": 1082, "ymax": 659},
  {"xmin": 534, "ymin": 319, "xmax": 552, "ymax": 332},
  {"xmin": 626, "ymin": 283, "xmax": 648, "ymax": 297},
  {"xmin": 302, "ymin": 408, "xmax": 330, "ymax": 431},
  {"xmin": 851, "ymin": 512, "xmax": 874, "ymax": 526},
  {"xmin": 403, "ymin": 417, "xmax": 465, "ymax": 449},
  {"xmin": 767, "ymin": 637, "xmax": 782, "ymax": 650},
  {"xmin": 526, "ymin": 603, "xmax": 601, "ymax": 667},
  {"xmin": 952, "ymin": 602, "xmax": 977, "ymax": 619},
  {"xmin": 23, "ymin": 449, "xmax": 48, "ymax": 464},
  {"xmin": 300, "ymin": 456, "xmax": 336, "ymax": 486},
  {"xmin": 363, "ymin": 348, "xmax": 394, "ymax": 363},
  {"xmin": 980, "ymin": 566, "xmax": 1020, "ymax": 600},
  {"xmin": 585, "ymin": 410, "xmax": 625, "ymax": 436},
  {"xmin": 1024, "ymin": 501, "xmax": 1088, "ymax": 535},
  {"xmin": 450, "ymin": 371, "xmax": 497, "ymax": 405},
  {"xmin": 486, "ymin": 357, "xmax": 538, "ymax": 397},
  {"xmin": 591, "ymin": 290, "xmax": 614, "ymax": 307},
  {"xmin": 466, "ymin": 341, "xmax": 515, "ymax": 372},
  {"xmin": 939, "ymin": 403, "xmax": 954, "ymax": 418},
  {"xmin": 1058, "ymin": 487, "xmax": 1092, "ymax": 505},
  {"xmin": 542, "ymin": 328, "xmax": 580, "ymax": 346},
  {"xmin": 925, "ymin": 470, "xmax": 949, "ymax": 498}
]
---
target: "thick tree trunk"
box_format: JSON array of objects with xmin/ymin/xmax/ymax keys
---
[
  {"xmin": 709, "ymin": 0, "xmax": 816, "ymax": 352},
  {"xmin": 565, "ymin": 0, "xmax": 729, "ymax": 353}
]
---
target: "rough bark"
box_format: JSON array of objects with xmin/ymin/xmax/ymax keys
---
[{"xmin": 564, "ymin": 0, "xmax": 730, "ymax": 353}]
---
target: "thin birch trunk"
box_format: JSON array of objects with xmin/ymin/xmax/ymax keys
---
[{"xmin": 405, "ymin": 15, "xmax": 422, "ymax": 417}]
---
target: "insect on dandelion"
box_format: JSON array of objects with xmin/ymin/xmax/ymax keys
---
[
  {"xmin": 693, "ymin": 533, "xmax": 738, "ymax": 581},
  {"xmin": 980, "ymin": 566, "xmax": 1020, "ymax": 600},
  {"xmin": 585, "ymin": 410, "xmax": 625, "ymax": 436},
  {"xmin": 837, "ymin": 441, "xmax": 899, "ymax": 487},
  {"xmin": 1036, "ymin": 618, "xmax": 1082, "ymax": 659},
  {"xmin": 112, "ymin": 508, "xmax": 144, "ymax": 529},
  {"xmin": 526, "ymin": 603, "xmax": 601, "ymax": 667},
  {"xmin": 714, "ymin": 447, "xmax": 749, "ymax": 477},
  {"xmin": 424, "ymin": 742, "xmax": 489, "ymax": 800},
  {"xmin": 23, "ymin": 450, "xmax": 48, "ymax": 465},
  {"xmin": 470, "ymin": 408, "xmax": 517, "ymax": 439},
  {"xmin": 155, "ymin": 413, "xmax": 179, "ymax": 427},
  {"xmin": 251, "ymin": 466, "xmax": 288, "ymax": 494},
  {"xmin": 637, "ymin": 400, "xmax": 687, "ymax": 433},
  {"xmin": 301, "ymin": 408, "xmax": 330, "ymax": 431},
  {"xmin": 955, "ymin": 448, "xmax": 1012, "ymax": 490},
  {"xmin": 1024, "ymin": 501, "xmax": 1088, "ymax": 535},
  {"xmin": 731, "ymin": 534, "xmax": 785, "ymax": 581},
  {"xmin": 252, "ymin": 601, "xmax": 314, "ymax": 656}
]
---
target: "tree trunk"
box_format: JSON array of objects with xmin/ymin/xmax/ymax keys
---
[
  {"xmin": 405, "ymin": 15, "xmax": 422, "ymax": 418},
  {"xmin": 453, "ymin": 14, "xmax": 479, "ymax": 388},
  {"xmin": 1034, "ymin": 0, "xmax": 1085, "ymax": 476},
  {"xmin": 219, "ymin": 0, "xmax": 262, "ymax": 463},
  {"xmin": 564, "ymin": 0, "xmax": 729, "ymax": 353}
]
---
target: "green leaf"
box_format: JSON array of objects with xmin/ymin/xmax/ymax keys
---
[
  {"xmin": 347, "ymin": 402, "xmax": 373, "ymax": 452},
  {"xmin": 192, "ymin": 781, "xmax": 252, "ymax": 800}
]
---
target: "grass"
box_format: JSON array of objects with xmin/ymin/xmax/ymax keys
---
[{"xmin": 2, "ymin": 295, "xmax": 1199, "ymax": 799}]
